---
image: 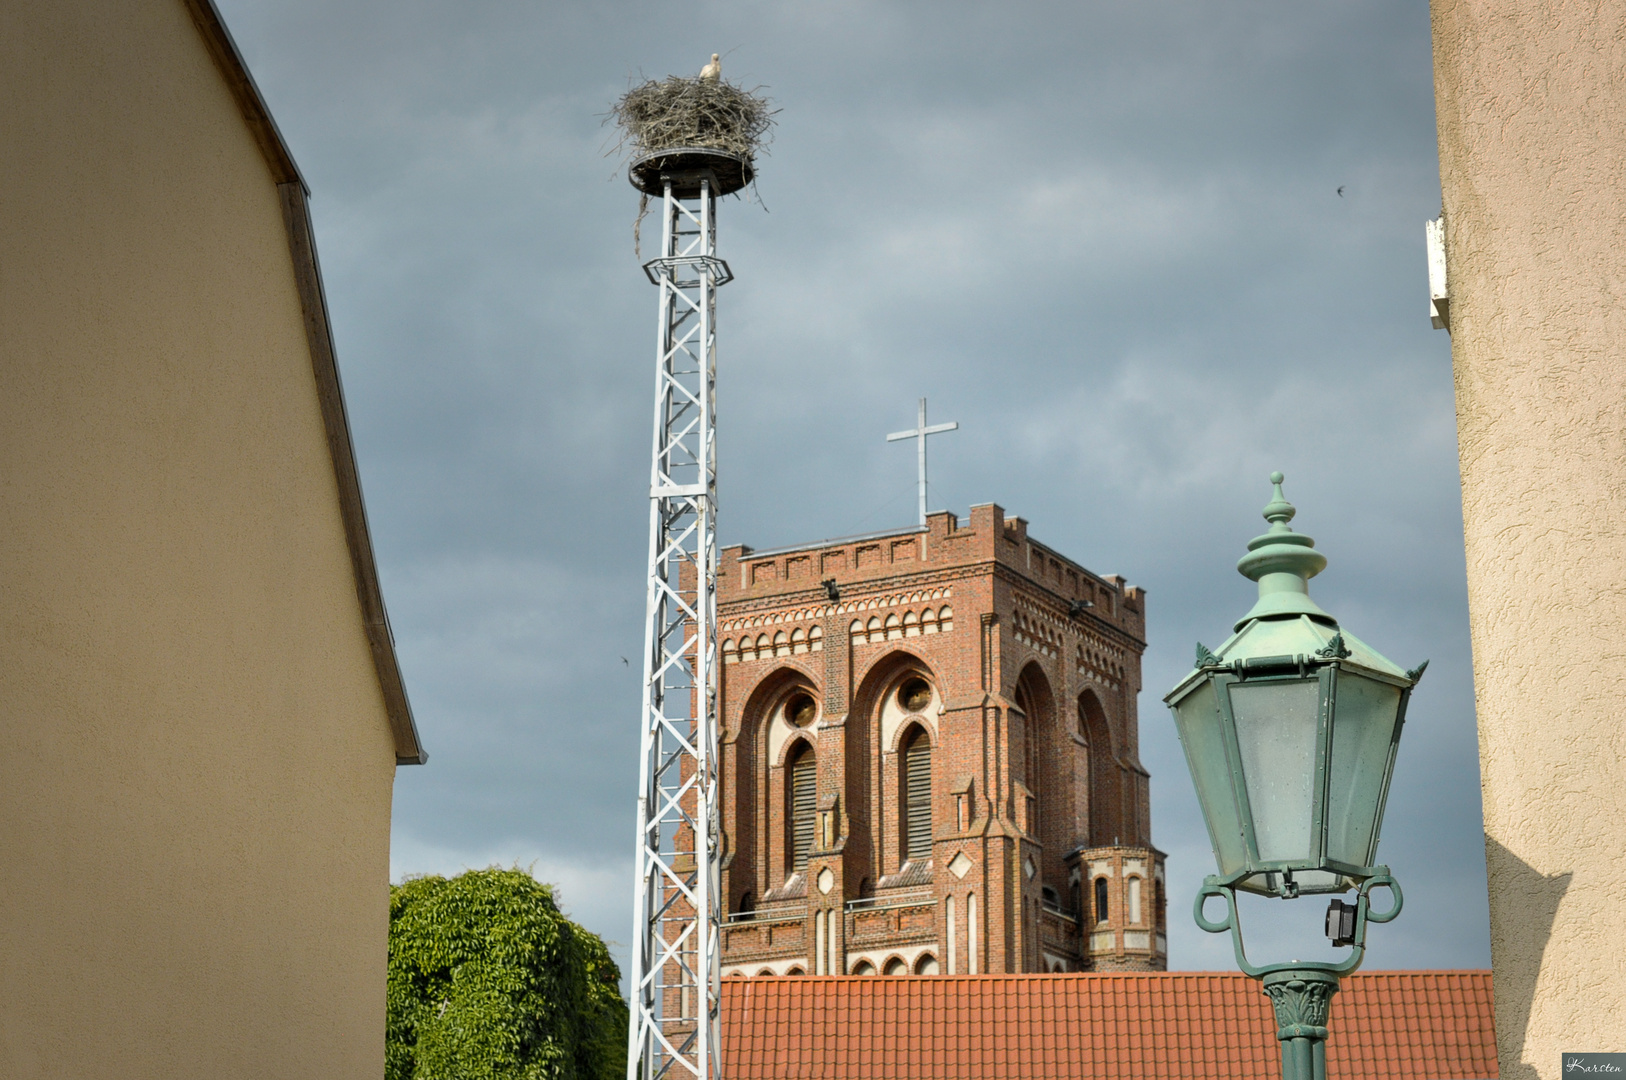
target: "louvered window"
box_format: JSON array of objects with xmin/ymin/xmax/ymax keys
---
[
  {"xmin": 903, "ymin": 728, "xmax": 932, "ymax": 862},
  {"xmin": 790, "ymin": 747, "xmax": 816, "ymax": 872}
]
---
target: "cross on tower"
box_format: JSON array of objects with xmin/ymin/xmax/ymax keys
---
[{"xmin": 887, "ymin": 397, "xmax": 959, "ymax": 527}]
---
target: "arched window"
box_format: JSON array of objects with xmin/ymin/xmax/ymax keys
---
[
  {"xmin": 787, "ymin": 742, "xmax": 816, "ymax": 873},
  {"xmin": 901, "ymin": 726, "xmax": 932, "ymax": 864},
  {"xmin": 1015, "ymin": 669, "xmax": 1050, "ymax": 843},
  {"xmin": 1079, "ymin": 690, "xmax": 1112, "ymax": 846},
  {"xmin": 914, "ymin": 953, "xmax": 939, "ymax": 975},
  {"xmin": 736, "ymin": 891, "xmax": 755, "ymax": 920},
  {"xmin": 852, "ymin": 960, "xmax": 876, "ymax": 976},
  {"xmin": 1094, "ymin": 877, "xmax": 1110, "ymax": 925},
  {"xmin": 1018, "ymin": 684, "xmax": 1036, "ymax": 794},
  {"xmin": 883, "ymin": 957, "xmax": 908, "ymax": 976},
  {"xmin": 1128, "ymin": 876, "xmax": 1143, "ymax": 925}
]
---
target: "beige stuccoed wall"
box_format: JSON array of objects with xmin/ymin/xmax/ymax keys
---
[
  {"xmin": 1431, "ymin": 3, "xmax": 1626, "ymax": 1076},
  {"xmin": 0, "ymin": 1, "xmax": 398, "ymax": 1077}
]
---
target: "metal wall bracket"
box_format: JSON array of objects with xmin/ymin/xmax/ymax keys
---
[{"xmin": 1426, "ymin": 217, "xmax": 1449, "ymax": 331}]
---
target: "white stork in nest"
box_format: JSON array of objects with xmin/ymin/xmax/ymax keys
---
[{"xmin": 699, "ymin": 53, "xmax": 721, "ymax": 81}]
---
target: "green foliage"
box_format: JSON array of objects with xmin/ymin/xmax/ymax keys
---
[{"xmin": 387, "ymin": 868, "xmax": 627, "ymax": 1080}]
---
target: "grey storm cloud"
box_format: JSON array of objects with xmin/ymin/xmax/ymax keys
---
[{"xmin": 216, "ymin": 0, "xmax": 1486, "ymax": 973}]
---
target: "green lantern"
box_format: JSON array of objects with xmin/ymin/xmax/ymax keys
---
[{"xmin": 1164, "ymin": 473, "xmax": 1425, "ymax": 1080}]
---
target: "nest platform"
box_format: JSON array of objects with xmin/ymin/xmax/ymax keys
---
[{"xmin": 628, "ymin": 147, "xmax": 754, "ymax": 199}]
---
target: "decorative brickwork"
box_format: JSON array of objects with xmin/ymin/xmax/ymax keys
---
[{"xmin": 717, "ymin": 504, "xmax": 1163, "ymax": 976}]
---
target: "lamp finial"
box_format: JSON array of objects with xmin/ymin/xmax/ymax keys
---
[
  {"xmin": 1233, "ymin": 471, "xmax": 1334, "ymax": 630},
  {"xmin": 1263, "ymin": 471, "xmax": 1294, "ymax": 528}
]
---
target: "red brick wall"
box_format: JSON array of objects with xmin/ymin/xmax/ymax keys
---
[{"xmin": 718, "ymin": 505, "xmax": 1161, "ymax": 975}]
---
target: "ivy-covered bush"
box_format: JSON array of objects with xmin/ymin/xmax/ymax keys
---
[{"xmin": 387, "ymin": 868, "xmax": 627, "ymax": 1080}]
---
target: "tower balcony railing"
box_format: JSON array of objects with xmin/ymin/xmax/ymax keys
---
[
  {"xmin": 844, "ymin": 891, "xmax": 933, "ymax": 913},
  {"xmin": 1040, "ymin": 897, "xmax": 1079, "ymax": 923},
  {"xmin": 725, "ymin": 907, "xmax": 805, "ymax": 926}
]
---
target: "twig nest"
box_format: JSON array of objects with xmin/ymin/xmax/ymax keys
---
[{"xmin": 610, "ymin": 76, "xmax": 774, "ymax": 194}]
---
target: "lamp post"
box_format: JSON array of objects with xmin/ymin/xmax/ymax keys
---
[{"xmin": 1163, "ymin": 473, "xmax": 1426, "ymax": 1080}]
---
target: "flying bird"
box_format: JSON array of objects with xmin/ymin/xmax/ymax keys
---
[
  {"xmin": 700, "ymin": 53, "xmax": 721, "ymax": 81},
  {"xmin": 1337, "ymin": 185, "xmax": 1346, "ymax": 197},
  {"xmin": 621, "ymin": 656, "xmax": 630, "ymax": 666}
]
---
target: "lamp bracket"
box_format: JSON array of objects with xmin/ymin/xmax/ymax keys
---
[{"xmin": 1193, "ymin": 871, "xmax": 1402, "ymax": 979}]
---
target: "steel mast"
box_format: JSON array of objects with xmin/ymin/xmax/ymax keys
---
[{"xmin": 626, "ymin": 147, "xmax": 750, "ymax": 1080}]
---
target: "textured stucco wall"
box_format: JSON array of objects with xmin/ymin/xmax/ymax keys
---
[
  {"xmin": 0, "ymin": 1, "xmax": 398, "ymax": 1076},
  {"xmin": 1431, "ymin": 3, "xmax": 1626, "ymax": 1075}
]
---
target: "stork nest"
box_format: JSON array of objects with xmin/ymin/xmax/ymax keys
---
[{"xmin": 609, "ymin": 76, "xmax": 775, "ymax": 162}]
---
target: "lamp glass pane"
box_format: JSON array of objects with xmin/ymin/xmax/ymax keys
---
[
  {"xmin": 1228, "ymin": 679, "xmax": 1321, "ymax": 863},
  {"xmin": 1169, "ymin": 680, "xmax": 1247, "ymax": 877},
  {"xmin": 1325, "ymin": 672, "xmax": 1403, "ymax": 866}
]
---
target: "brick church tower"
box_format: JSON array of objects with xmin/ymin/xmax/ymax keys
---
[{"xmin": 716, "ymin": 505, "xmax": 1165, "ymax": 977}]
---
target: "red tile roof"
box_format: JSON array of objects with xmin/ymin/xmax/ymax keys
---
[{"xmin": 720, "ymin": 970, "xmax": 1496, "ymax": 1079}]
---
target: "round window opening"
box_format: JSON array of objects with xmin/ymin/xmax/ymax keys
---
[
  {"xmin": 785, "ymin": 692, "xmax": 817, "ymax": 728},
  {"xmin": 899, "ymin": 677, "xmax": 932, "ymax": 714}
]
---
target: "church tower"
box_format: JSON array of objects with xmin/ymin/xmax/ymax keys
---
[{"xmin": 715, "ymin": 505, "xmax": 1164, "ymax": 976}]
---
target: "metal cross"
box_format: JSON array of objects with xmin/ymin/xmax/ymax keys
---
[{"xmin": 887, "ymin": 397, "xmax": 959, "ymax": 527}]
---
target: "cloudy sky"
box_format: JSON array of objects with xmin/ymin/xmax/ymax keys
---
[{"xmin": 217, "ymin": 0, "xmax": 1486, "ymax": 973}]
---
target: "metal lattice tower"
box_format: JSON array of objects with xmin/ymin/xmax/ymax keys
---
[{"xmin": 626, "ymin": 147, "xmax": 750, "ymax": 1080}]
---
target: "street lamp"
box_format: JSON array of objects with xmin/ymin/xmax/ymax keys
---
[{"xmin": 1163, "ymin": 473, "xmax": 1426, "ymax": 1080}]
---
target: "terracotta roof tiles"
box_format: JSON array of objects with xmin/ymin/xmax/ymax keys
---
[{"xmin": 720, "ymin": 970, "xmax": 1496, "ymax": 1080}]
